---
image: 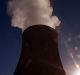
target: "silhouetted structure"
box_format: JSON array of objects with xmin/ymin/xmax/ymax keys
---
[{"xmin": 14, "ymin": 25, "xmax": 66, "ymax": 75}]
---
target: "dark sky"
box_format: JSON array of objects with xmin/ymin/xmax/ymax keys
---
[{"xmin": 0, "ymin": 0, "xmax": 80, "ymax": 75}]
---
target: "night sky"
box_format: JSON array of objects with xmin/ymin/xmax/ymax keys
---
[{"xmin": 0, "ymin": 0, "xmax": 80, "ymax": 75}]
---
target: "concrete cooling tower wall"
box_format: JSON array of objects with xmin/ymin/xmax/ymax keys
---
[{"xmin": 13, "ymin": 25, "xmax": 66, "ymax": 75}]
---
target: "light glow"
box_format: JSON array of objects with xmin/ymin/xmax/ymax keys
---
[
  {"xmin": 74, "ymin": 69, "xmax": 80, "ymax": 75},
  {"xmin": 72, "ymin": 66, "xmax": 80, "ymax": 75},
  {"xmin": 76, "ymin": 64, "xmax": 80, "ymax": 69}
]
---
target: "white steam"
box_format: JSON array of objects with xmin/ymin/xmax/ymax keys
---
[{"xmin": 7, "ymin": 0, "xmax": 60, "ymax": 31}]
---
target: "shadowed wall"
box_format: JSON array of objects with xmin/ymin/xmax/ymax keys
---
[{"xmin": 14, "ymin": 25, "xmax": 66, "ymax": 75}]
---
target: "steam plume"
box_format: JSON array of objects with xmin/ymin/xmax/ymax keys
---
[{"xmin": 7, "ymin": 0, "xmax": 60, "ymax": 31}]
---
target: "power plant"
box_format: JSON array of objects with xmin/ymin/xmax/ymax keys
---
[
  {"xmin": 13, "ymin": 25, "xmax": 66, "ymax": 75},
  {"xmin": 7, "ymin": 0, "xmax": 65, "ymax": 74}
]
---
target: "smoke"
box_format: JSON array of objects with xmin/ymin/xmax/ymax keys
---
[{"xmin": 7, "ymin": 0, "xmax": 60, "ymax": 31}]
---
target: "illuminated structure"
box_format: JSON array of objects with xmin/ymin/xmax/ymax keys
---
[{"xmin": 13, "ymin": 25, "xmax": 66, "ymax": 75}]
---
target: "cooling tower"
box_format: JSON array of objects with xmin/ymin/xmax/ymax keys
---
[{"xmin": 13, "ymin": 25, "xmax": 66, "ymax": 75}]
